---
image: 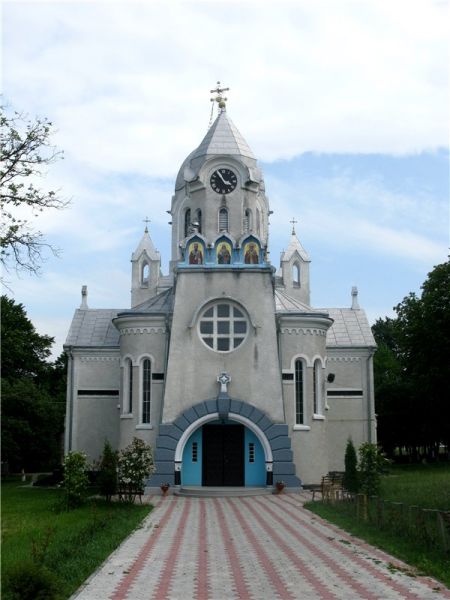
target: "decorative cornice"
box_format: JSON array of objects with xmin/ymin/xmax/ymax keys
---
[
  {"xmin": 280, "ymin": 327, "xmax": 327, "ymax": 337},
  {"xmin": 118, "ymin": 327, "xmax": 166, "ymax": 335},
  {"xmin": 328, "ymin": 356, "xmax": 361, "ymax": 362},
  {"xmin": 80, "ymin": 356, "xmax": 120, "ymax": 362}
]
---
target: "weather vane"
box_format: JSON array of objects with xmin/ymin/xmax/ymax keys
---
[
  {"xmin": 290, "ymin": 217, "xmax": 298, "ymax": 235},
  {"xmin": 143, "ymin": 217, "xmax": 151, "ymax": 232}
]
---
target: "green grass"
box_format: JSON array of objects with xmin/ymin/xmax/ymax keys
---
[
  {"xmin": 305, "ymin": 463, "xmax": 450, "ymax": 589},
  {"xmin": 380, "ymin": 463, "xmax": 450, "ymax": 509},
  {"xmin": 1, "ymin": 477, "xmax": 152, "ymax": 599}
]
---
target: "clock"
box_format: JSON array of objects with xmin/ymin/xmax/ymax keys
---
[{"xmin": 210, "ymin": 168, "xmax": 237, "ymax": 194}]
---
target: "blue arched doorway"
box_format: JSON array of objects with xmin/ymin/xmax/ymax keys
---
[{"xmin": 181, "ymin": 419, "xmax": 266, "ymax": 486}]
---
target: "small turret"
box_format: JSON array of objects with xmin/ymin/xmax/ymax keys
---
[
  {"xmin": 131, "ymin": 221, "xmax": 161, "ymax": 307},
  {"xmin": 279, "ymin": 220, "xmax": 311, "ymax": 306}
]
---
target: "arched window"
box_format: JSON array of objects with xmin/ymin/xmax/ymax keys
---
[
  {"xmin": 295, "ymin": 359, "xmax": 305, "ymax": 425},
  {"xmin": 195, "ymin": 209, "xmax": 202, "ymax": 234},
  {"xmin": 313, "ymin": 359, "xmax": 322, "ymax": 415},
  {"xmin": 184, "ymin": 208, "xmax": 191, "ymax": 237},
  {"xmin": 123, "ymin": 358, "xmax": 133, "ymax": 414},
  {"xmin": 293, "ymin": 262, "xmax": 300, "ymax": 287},
  {"xmin": 219, "ymin": 208, "xmax": 228, "ymax": 231},
  {"xmin": 141, "ymin": 262, "xmax": 150, "ymax": 285},
  {"xmin": 243, "ymin": 208, "xmax": 252, "ymax": 233},
  {"xmin": 141, "ymin": 358, "xmax": 151, "ymax": 424}
]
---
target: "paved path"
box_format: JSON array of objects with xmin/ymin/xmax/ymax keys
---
[{"xmin": 73, "ymin": 493, "xmax": 450, "ymax": 600}]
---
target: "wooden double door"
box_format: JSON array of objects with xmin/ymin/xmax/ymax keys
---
[{"xmin": 202, "ymin": 424, "xmax": 244, "ymax": 486}]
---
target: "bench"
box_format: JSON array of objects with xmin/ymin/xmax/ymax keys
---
[{"xmin": 309, "ymin": 472, "xmax": 346, "ymax": 501}]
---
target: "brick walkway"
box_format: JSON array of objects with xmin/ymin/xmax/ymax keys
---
[{"xmin": 72, "ymin": 493, "xmax": 450, "ymax": 600}]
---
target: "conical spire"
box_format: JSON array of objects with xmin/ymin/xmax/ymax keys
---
[
  {"xmin": 132, "ymin": 225, "xmax": 160, "ymax": 261},
  {"xmin": 281, "ymin": 225, "xmax": 310, "ymax": 263},
  {"xmin": 191, "ymin": 110, "xmax": 255, "ymax": 161}
]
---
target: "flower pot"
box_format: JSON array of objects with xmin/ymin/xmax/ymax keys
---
[
  {"xmin": 276, "ymin": 482, "xmax": 285, "ymax": 493},
  {"xmin": 160, "ymin": 484, "xmax": 169, "ymax": 496}
]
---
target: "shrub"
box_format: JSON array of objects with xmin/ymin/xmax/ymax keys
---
[
  {"xmin": 4, "ymin": 560, "xmax": 60, "ymax": 600},
  {"xmin": 62, "ymin": 451, "xmax": 89, "ymax": 509},
  {"xmin": 343, "ymin": 438, "xmax": 359, "ymax": 493},
  {"xmin": 118, "ymin": 437, "xmax": 154, "ymax": 502},
  {"xmin": 358, "ymin": 443, "xmax": 390, "ymax": 497},
  {"xmin": 98, "ymin": 439, "xmax": 118, "ymax": 501}
]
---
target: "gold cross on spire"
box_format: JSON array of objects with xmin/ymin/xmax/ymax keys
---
[
  {"xmin": 210, "ymin": 81, "xmax": 229, "ymax": 110},
  {"xmin": 290, "ymin": 217, "xmax": 298, "ymax": 235},
  {"xmin": 143, "ymin": 217, "xmax": 151, "ymax": 232}
]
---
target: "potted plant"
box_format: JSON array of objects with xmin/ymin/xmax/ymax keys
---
[
  {"xmin": 275, "ymin": 480, "xmax": 285, "ymax": 493},
  {"xmin": 160, "ymin": 482, "xmax": 170, "ymax": 496}
]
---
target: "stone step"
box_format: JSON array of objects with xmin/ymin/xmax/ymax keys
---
[{"xmin": 175, "ymin": 486, "xmax": 272, "ymax": 498}]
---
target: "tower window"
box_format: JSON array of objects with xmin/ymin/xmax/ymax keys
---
[
  {"xmin": 184, "ymin": 208, "xmax": 191, "ymax": 237},
  {"xmin": 195, "ymin": 209, "xmax": 202, "ymax": 234},
  {"xmin": 295, "ymin": 359, "xmax": 304, "ymax": 425},
  {"xmin": 142, "ymin": 358, "xmax": 151, "ymax": 424},
  {"xmin": 198, "ymin": 301, "xmax": 248, "ymax": 352},
  {"xmin": 243, "ymin": 208, "xmax": 252, "ymax": 233},
  {"xmin": 293, "ymin": 262, "xmax": 300, "ymax": 287},
  {"xmin": 141, "ymin": 262, "xmax": 150, "ymax": 285},
  {"xmin": 218, "ymin": 208, "xmax": 229, "ymax": 231}
]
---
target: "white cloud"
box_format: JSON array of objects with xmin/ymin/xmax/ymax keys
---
[{"xmin": 3, "ymin": 0, "xmax": 448, "ymax": 178}]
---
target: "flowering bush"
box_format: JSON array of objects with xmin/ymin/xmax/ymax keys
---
[
  {"xmin": 118, "ymin": 438, "xmax": 154, "ymax": 502},
  {"xmin": 62, "ymin": 451, "xmax": 89, "ymax": 509}
]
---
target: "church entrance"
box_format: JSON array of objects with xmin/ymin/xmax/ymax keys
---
[{"xmin": 202, "ymin": 424, "xmax": 244, "ymax": 486}]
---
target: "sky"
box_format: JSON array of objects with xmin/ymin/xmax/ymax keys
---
[{"xmin": 2, "ymin": 0, "xmax": 449, "ymax": 359}]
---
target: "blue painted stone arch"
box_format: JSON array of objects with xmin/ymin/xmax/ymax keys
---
[{"xmin": 147, "ymin": 397, "xmax": 302, "ymax": 489}]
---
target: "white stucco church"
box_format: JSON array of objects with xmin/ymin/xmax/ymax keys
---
[{"xmin": 64, "ymin": 88, "xmax": 377, "ymax": 489}]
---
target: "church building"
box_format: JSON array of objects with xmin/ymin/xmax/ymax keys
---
[{"xmin": 64, "ymin": 87, "xmax": 377, "ymax": 489}]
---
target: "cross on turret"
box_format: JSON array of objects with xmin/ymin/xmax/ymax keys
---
[
  {"xmin": 143, "ymin": 217, "xmax": 151, "ymax": 232},
  {"xmin": 290, "ymin": 217, "xmax": 298, "ymax": 235},
  {"xmin": 210, "ymin": 81, "xmax": 229, "ymax": 110}
]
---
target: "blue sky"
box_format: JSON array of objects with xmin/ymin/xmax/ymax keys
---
[{"xmin": 2, "ymin": 0, "xmax": 449, "ymax": 358}]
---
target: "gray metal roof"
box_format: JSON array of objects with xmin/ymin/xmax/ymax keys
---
[
  {"xmin": 322, "ymin": 308, "xmax": 376, "ymax": 347},
  {"xmin": 65, "ymin": 309, "xmax": 122, "ymax": 347},
  {"xmin": 274, "ymin": 289, "xmax": 314, "ymax": 312},
  {"xmin": 119, "ymin": 287, "xmax": 174, "ymax": 316},
  {"xmin": 191, "ymin": 109, "xmax": 255, "ymax": 161},
  {"xmin": 275, "ymin": 289, "xmax": 376, "ymax": 347}
]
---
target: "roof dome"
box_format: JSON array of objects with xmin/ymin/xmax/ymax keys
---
[{"xmin": 175, "ymin": 109, "xmax": 257, "ymax": 191}]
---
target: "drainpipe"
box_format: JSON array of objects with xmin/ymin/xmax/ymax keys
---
[
  {"xmin": 66, "ymin": 347, "xmax": 74, "ymax": 452},
  {"xmin": 366, "ymin": 349, "xmax": 376, "ymax": 443}
]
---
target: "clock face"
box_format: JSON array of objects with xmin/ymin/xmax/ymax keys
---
[{"xmin": 210, "ymin": 168, "xmax": 238, "ymax": 194}]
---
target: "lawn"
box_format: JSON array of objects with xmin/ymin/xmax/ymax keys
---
[
  {"xmin": 1, "ymin": 477, "xmax": 152, "ymax": 599},
  {"xmin": 305, "ymin": 462, "xmax": 450, "ymax": 588}
]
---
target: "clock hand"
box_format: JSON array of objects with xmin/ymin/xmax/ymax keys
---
[{"xmin": 216, "ymin": 171, "xmax": 231, "ymax": 185}]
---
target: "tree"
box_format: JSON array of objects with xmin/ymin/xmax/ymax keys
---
[
  {"xmin": 395, "ymin": 259, "xmax": 450, "ymax": 457},
  {"xmin": 1, "ymin": 295, "xmax": 66, "ymax": 471},
  {"xmin": 343, "ymin": 438, "xmax": 359, "ymax": 493},
  {"xmin": 372, "ymin": 259, "xmax": 450, "ymax": 460},
  {"xmin": 0, "ymin": 106, "xmax": 68, "ymax": 276},
  {"xmin": 98, "ymin": 440, "xmax": 118, "ymax": 501}
]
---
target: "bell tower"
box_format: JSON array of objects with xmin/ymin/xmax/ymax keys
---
[
  {"xmin": 169, "ymin": 83, "xmax": 270, "ymax": 271},
  {"xmin": 130, "ymin": 220, "xmax": 161, "ymax": 307}
]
